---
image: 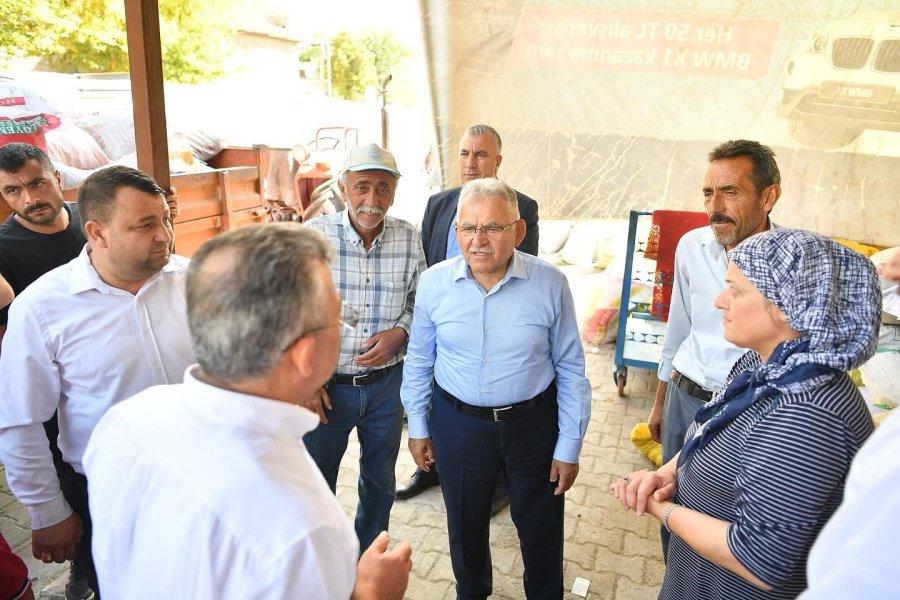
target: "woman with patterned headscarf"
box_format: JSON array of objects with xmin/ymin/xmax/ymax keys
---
[{"xmin": 611, "ymin": 229, "xmax": 882, "ymax": 600}]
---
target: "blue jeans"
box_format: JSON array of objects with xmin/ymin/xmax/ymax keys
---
[{"xmin": 303, "ymin": 363, "xmax": 404, "ymax": 552}]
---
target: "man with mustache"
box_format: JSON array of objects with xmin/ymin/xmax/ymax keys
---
[
  {"xmin": 0, "ymin": 165, "xmax": 193, "ymax": 596},
  {"xmin": 396, "ymin": 123, "xmax": 539, "ymax": 508},
  {"xmin": 0, "ymin": 143, "xmax": 179, "ymax": 348},
  {"xmin": 304, "ymin": 143, "xmax": 425, "ymax": 553},
  {"xmin": 0, "ymin": 143, "xmax": 89, "ymax": 352},
  {"xmin": 646, "ymin": 139, "xmax": 781, "ymax": 551},
  {"xmin": 401, "ymin": 178, "xmax": 590, "ymax": 599}
]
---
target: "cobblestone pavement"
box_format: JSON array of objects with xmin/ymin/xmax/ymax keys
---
[{"xmin": 1, "ymin": 342, "xmax": 665, "ymax": 599}]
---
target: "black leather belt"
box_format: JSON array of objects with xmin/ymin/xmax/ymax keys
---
[
  {"xmin": 671, "ymin": 370, "xmax": 713, "ymax": 402},
  {"xmin": 444, "ymin": 384, "xmax": 552, "ymax": 422},
  {"xmin": 332, "ymin": 363, "xmax": 401, "ymax": 387}
]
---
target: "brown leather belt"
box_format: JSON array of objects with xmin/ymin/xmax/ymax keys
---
[{"xmin": 671, "ymin": 370, "xmax": 713, "ymax": 402}]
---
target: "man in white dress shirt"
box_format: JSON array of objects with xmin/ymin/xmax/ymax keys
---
[
  {"xmin": 84, "ymin": 224, "xmax": 412, "ymax": 599},
  {"xmin": 0, "ymin": 165, "xmax": 193, "ymax": 596}
]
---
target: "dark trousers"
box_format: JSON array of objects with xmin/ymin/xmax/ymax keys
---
[
  {"xmin": 58, "ymin": 468, "xmax": 99, "ymax": 599},
  {"xmin": 431, "ymin": 382, "xmax": 564, "ymax": 600}
]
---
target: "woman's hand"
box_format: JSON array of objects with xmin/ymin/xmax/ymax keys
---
[{"xmin": 610, "ymin": 468, "xmax": 676, "ymax": 517}]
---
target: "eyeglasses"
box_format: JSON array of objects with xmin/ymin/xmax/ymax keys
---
[
  {"xmin": 281, "ymin": 305, "xmax": 358, "ymax": 352},
  {"xmin": 455, "ymin": 221, "xmax": 519, "ymax": 238}
]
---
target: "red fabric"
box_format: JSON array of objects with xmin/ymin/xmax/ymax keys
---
[
  {"xmin": 0, "ymin": 533, "xmax": 31, "ymax": 600},
  {"xmin": 0, "ymin": 112, "xmax": 61, "ymax": 153},
  {"xmin": 648, "ymin": 210, "xmax": 709, "ymax": 321}
]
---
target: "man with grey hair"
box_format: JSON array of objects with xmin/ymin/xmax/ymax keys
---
[
  {"xmin": 83, "ymin": 223, "xmax": 413, "ymax": 599},
  {"xmin": 402, "ymin": 177, "xmax": 590, "ymax": 599},
  {"xmin": 418, "ymin": 124, "xmax": 539, "ymax": 265},
  {"xmin": 397, "ymin": 123, "xmax": 540, "ymax": 507},
  {"xmin": 304, "ymin": 143, "xmax": 426, "ymax": 552}
]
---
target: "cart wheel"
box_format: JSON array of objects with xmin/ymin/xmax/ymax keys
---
[{"xmin": 616, "ymin": 372, "xmax": 627, "ymax": 397}]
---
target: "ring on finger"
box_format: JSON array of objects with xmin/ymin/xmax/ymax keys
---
[{"xmin": 623, "ymin": 475, "xmax": 631, "ymax": 482}]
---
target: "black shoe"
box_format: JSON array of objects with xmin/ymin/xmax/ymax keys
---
[
  {"xmin": 66, "ymin": 560, "xmax": 94, "ymax": 600},
  {"xmin": 395, "ymin": 468, "xmax": 440, "ymax": 500},
  {"xmin": 490, "ymin": 491, "xmax": 510, "ymax": 517}
]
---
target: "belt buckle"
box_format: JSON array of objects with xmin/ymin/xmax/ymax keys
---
[
  {"xmin": 492, "ymin": 405, "xmax": 513, "ymax": 421},
  {"xmin": 352, "ymin": 374, "xmax": 367, "ymax": 386}
]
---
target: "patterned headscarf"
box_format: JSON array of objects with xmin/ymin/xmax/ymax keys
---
[
  {"xmin": 730, "ymin": 229, "xmax": 881, "ymax": 386},
  {"xmin": 678, "ymin": 229, "xmax": 881, "ymax": 469}
]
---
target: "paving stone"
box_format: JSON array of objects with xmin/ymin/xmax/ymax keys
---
[
  {"xmin": 615, "ymin": 574, "xmax": 666, "ymax": 600},
  {"xmin": 623, "ymin": 530, "xmax": 663, "ymax": 559},
  {"xmin": 0, "ymin": 516, "xmax": 31, "ymax": 549},
  {"xmin": 565, "ymin": 540, "xmax": 602, "ymax": 571},
  {"xmin": 594, "ymin": 549, "xmax": 647, "ymax": 582},
  {"xmin": 564, "ymin": 570, "xmax": 617, "ymax": 600}
]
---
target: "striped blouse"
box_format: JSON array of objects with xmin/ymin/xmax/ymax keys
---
[{"xmin": 660, "ymin": 351, "xmax": 874, "ymax": 599}]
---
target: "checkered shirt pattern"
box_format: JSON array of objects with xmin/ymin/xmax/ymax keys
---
[{"xmin": 305, "ymin": 211, "xmax": 425, "ymax": 374}]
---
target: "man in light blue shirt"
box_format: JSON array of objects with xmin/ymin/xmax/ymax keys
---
[
  {"xmin": 648, "ymin": 140, "xmax": 782, "ymax": 465},
  {"xmin": 401, "ymin": 178, "xmax": 590, "ymax": 600},
  {"xmin": 646, "ymin": 140, "xmax": 782, "ymax": 560}
]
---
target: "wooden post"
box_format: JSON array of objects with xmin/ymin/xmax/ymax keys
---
[{"xmin": 123, "ymin": 0, "xmax": 170, "ymax": 190}]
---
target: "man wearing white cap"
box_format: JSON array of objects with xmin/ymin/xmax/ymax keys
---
[{"xmin": 304, "ymin": 143, "xmax": 426, "ymax": 551}]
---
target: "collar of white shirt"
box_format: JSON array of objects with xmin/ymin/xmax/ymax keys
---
[
  {"xmin": 68, "ymin": 245, "xmax": 184, "ymax": 296},
  {"xmin": 182, "ymin": 366, "xmax": 320, "ymax": 440}
]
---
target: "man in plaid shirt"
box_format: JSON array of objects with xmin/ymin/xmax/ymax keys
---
[{"xmin": 304, "ymin": 143, "xmax": 425, "ymax": 552}]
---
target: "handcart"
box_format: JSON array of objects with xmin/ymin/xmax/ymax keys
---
[{"xmin": 612, "ymin": 211, "xmax": 666, "ymax": 396}]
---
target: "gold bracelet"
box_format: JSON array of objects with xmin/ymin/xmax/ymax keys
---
[{"xmin": 663, "ymin": 504, "xmax": 679, "ymax": 533}]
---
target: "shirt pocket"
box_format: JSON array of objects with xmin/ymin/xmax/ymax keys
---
[{"xmin": 379, "ymin": 279, "xmax": 408, "ymax": 323}]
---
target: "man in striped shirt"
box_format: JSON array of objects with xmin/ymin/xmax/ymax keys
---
[{"xmin": 304, "ymin": 143, "xmax": 426, "ymax": 553}]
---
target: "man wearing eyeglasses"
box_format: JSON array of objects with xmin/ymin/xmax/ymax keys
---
[
  {"xmin": 397, "ymin": 123, "xmax": 540, "ymax": 507},
  {"xmin": 83, "ymin": 224, "xmax": 413, "ymax": 599},
  {"xmin": 304, "ymin": 143, "xmax": 426, "ymax": 553},
  {"xmin": 401, "ymin": 178, "xmax": 590, "ymax": 599}
]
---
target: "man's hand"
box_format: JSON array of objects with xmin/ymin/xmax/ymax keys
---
[
  {"xmin": 352, "ymin": 531, "xmax": 412, "ymax": 600},
  {"xmin": 356, "ymin": 327, "xmax": 406, "ymax": 368},
  {"xmin": 408, "ymin": 438, "xmax": 435, "ymax": 472},
  {"xmin": 550, "ymin": 459, "xmax": 579, "ymax": 496},
  {"xmin": 648, "ymin": 380, "xmax": 667, "ymax": 443},
  {"xmin": 32, "ymin": 512, "xmax": 83, "ymax": 563},
  {"xmin": 299, "ymin": 387, "xmax": 332, "ymax": 424},
  {"xmin": 166, "ymin": 186, "xmax": 180, "ymax": 221}
]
